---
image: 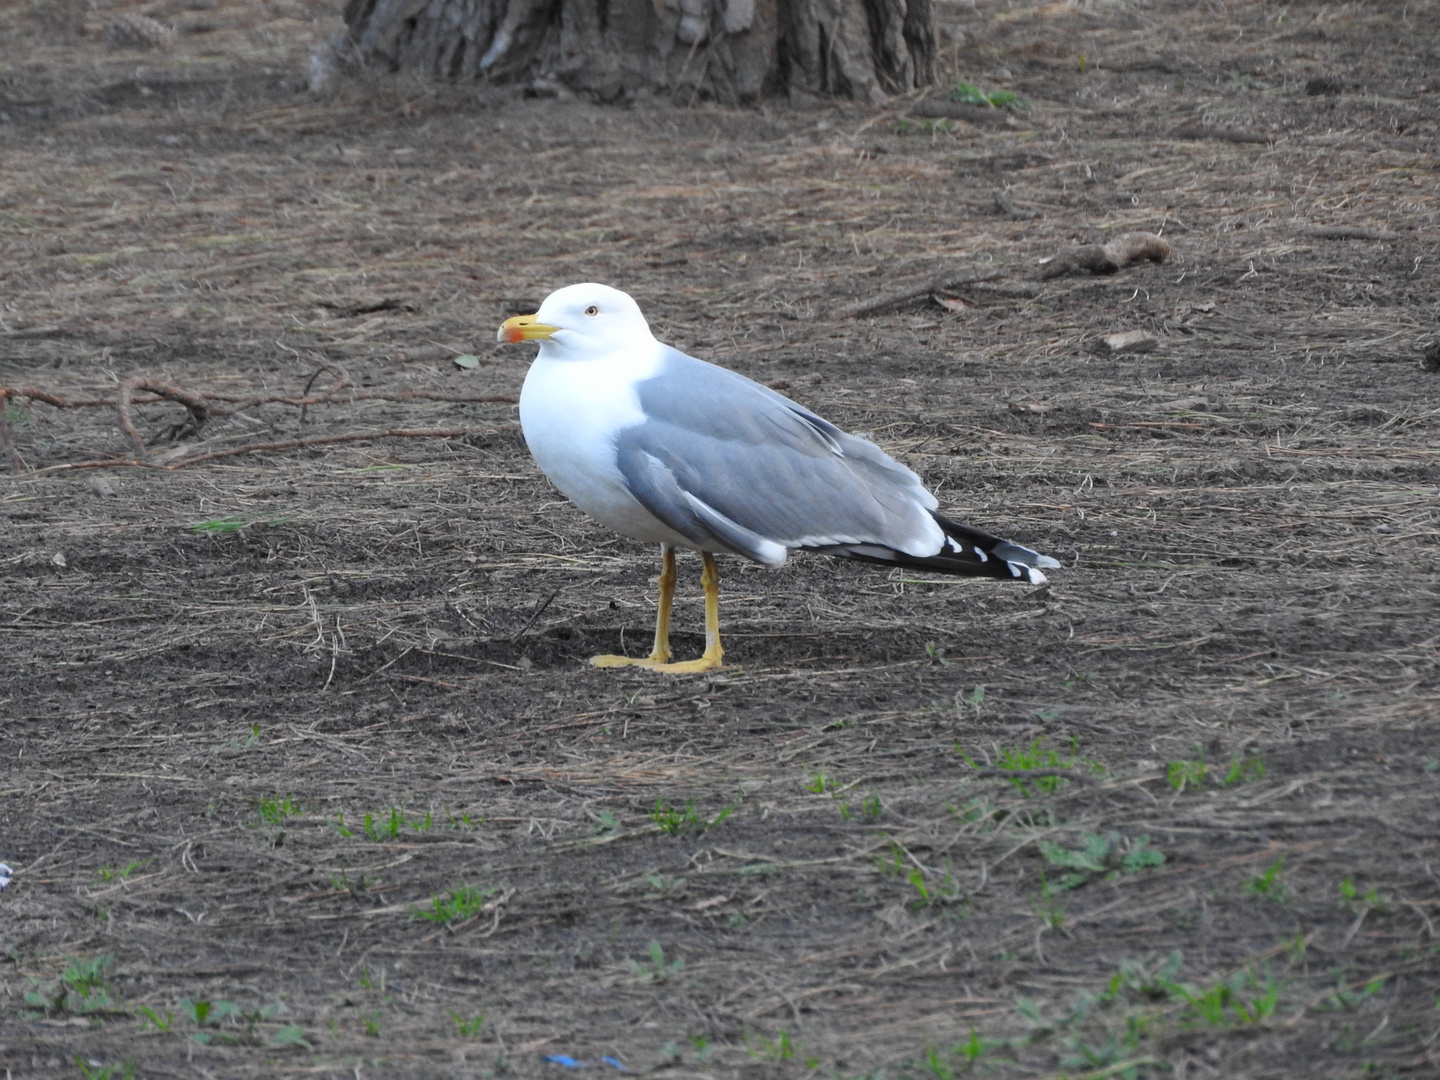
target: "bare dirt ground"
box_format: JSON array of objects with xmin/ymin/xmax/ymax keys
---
[{"xmin": 2, "ymin": 1, "xmax": 1439, "ymax": 1078}]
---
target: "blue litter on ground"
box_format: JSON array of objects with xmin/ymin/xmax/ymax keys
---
[
  {"xmin": 543, "ymin": 1055, "xmax": 587, "ymax": 1068},
  {"xmin": 600, "ymin": 1056, "xmax": 629, "ymax": 1072}
]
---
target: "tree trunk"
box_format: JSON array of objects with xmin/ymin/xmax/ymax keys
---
[{"xmin": 338, "ymin": 0, "xmax": 935, "ymax": 104}]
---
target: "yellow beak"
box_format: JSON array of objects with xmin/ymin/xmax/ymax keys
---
[{"xmin": 497, "ymin": 314, "xmax": 561, "ymax": 344}]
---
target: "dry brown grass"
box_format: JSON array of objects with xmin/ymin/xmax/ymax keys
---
[{"xmin": 2, "ymin": 1, "xmax": 1439, "ymax": 1078}]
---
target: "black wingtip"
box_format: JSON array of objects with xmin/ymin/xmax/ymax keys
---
[{"xmin": 810, "ymin": 513, "xmax": 1060, "ymax": 583}]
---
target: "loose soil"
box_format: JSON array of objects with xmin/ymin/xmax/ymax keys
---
[{"xmin": 2, "ymin": 2, "xmax": 1438, "ymax": 1078}]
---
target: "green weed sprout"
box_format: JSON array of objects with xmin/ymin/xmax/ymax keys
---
[
  {"xmin": 949, "ymin": 81, "xmax": 1021, "ymax": 108},
  {"xmin": 413, "ymin": 883, "xmax": 498, "ymax": 925},
  {"xmin": 649, "ymin": 798, "xmax": 732, "ymax": 836},
  {"xmin": 628, "ymin": 939, "xmax": 685, "ymax": 982},
  {"xmin": 1244, "ymin": 856, "xmax": 1287, "ymax": 901},
  {"xmin": 1038, "ymin": 832, "xmax": 1165, "ymax": 890},
  {"xmin": 256, "ymin": 796, "xmax": 301, "ymax": 825}
]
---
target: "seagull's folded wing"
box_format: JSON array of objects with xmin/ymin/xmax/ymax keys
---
[{"xmin": 613, "ymin": 349, "xmax": 945, "ymax": 567}]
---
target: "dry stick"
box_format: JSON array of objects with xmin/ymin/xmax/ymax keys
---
[
  {"xmin": 841, "ymin": 271, "xmax": 1006, "ymax": 318},
  {"xmin": 1305, "ymin": 226, "xmax": 1399, "ymax": 242},
  {"xmin": 2, "ymin": 380, "xmax": 517, "ymax": 470},
  {"xmin": 116, "ymin": 377, "xmax": 213, "ymax": 455},
  {"xmin": 17, "ymin": 427, "xmax": 514, "ymax": 477},
  {"xmin": 994, "ymin": 190, "xmax": 1039, "ymax": 220},
  {"xmin": 298, "ymin": 363, "xmax": 345, "ymax": 425},
  {"xmin": 1040, "ymin": 232, "xmax": 1173, "ymax": 280},
  {"xmin": 1170, "ymin": 125, "xmax": 1272, "ymax": 144}
]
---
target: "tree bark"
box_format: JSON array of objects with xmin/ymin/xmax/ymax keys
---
[{"xmin": 338, "ymin": 0, "xmax": 935, "ymax": 104}]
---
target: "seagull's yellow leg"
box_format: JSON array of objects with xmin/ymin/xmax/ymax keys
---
[
  {"xmin": 590, "ymin": 549, "xmax": 724, "ymax": 674},
  {"xmin": 591, "ymin": 545, "xmax": 676, "ymax": 668},
  {"xmin": 650, "ymin": 551, "xmax": 725, "ymax": 673}
]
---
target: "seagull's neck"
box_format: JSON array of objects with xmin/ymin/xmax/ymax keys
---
[{"xmin": 535, "ymin": 335, "xmax": 666, "ymax": 380}]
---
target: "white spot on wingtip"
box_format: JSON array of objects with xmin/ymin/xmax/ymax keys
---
[
  {"xmin": 974, "ymin": 547, "xmax": 988, "ymax": 562},
  {"xmin": 1028, "ymin": 567, "xmax": 1049, "ymax": 585}
]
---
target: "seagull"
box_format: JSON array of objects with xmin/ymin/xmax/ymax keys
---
[{"xmin": 498, "ymin": 283, "xmax": 1060, "ymax": 674}]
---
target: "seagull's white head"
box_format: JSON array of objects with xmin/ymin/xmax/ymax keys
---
[{"xmin": 497, "ymin": 283, "xmax": 656, "ymax": 358}]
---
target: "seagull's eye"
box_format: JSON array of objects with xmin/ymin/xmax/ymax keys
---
[{"xmin": 583, "ymin": 305, "xmax": 599, "ymax": 317}]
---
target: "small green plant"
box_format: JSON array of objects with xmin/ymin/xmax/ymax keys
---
[
  {"xmin": 74, "ymin": 1058, "xmax": 135, "ymax": 1080},
  {"xmin": 749, "ymin": 1028, "xmax": 797, "ymax": 1061},
  {"xmin": 452, "ymin": 1010, "xmax": 486, "ymax": 1037},
  {"xmin": 1244, "ymin": 856, "xmax": 1287, "ymax": 901},
  {"xmin": 958, "ymin": 684, "xmax": 986, "ymax": 713},
  {"xmin": 649, "ymin": 798, "xmax": 732, "ymax": 836},
  {"xmin": 875, "ymin": 839, "xmax": 906, "ymax": 877},
  {"xmin": 180, "ymin": 998, "xmax": 242, "ymax": 1044},
  {"xmin": 1038, "ymin": 832, "xmax": 1164, "ymax": 890},
  {"xmin": 1164, "ymin": 965, "xmax": 1282, "ymax": 1027},
  {"xmin": 1340, "ymin": 877, "xmax": 1392, "ymax": 913},
  {"xmin": 188, "ymin": 515, "xmax": 249, "ymax": 533},
  {"xmin": 803, "ymin": 769, "xmax": 838, "ymax": 795},
  {"xmin": 1217, "ymin": 756, "xmax": 1266, "ymax": 786},
  {"xmin": 627, "ymin": 939, "xmax": 684, "ymax": 983},
  {"xmin": 956, "ymin": 1027, "xmax": 999, "ymax": 1065},
  {"xmin": 50, "ymin": 956, "xmax": 120, "ymax": 1015},
  {"xmin": 413, "ymin": 883, "xmax": 499, "ymax": 925},
  {"xmin": 960, "ymin": 736, "xmax": 1090, "ymax": 797},
  {"xmin": 363, "ymin": 1011, "xmax": 382, "ymax": 1036},
  {"xmin": 447, "ymin": 806, "xmax": 480, "ymax": 830},
  {"xmin": 97, "ymin": 860, "xmax": 147, "ymax": 884},
  {"xmin": 1113, "ymin": 951, "xmax": 1184, "ymax": 999},
  {"xmin": 688, "ymin": 1033, "xmax": 713, "ymax": 1060},
  {"xmin": 271, "ymin": 1024, "xmax": 312, "ymax": 1048},
  {"xmin": 924, "ymin": 641, "xmax": 950, "ymax": 665},
  {"xmin": 1032, "ymin": 870, "xmax": 1066, "ymax": 932},
  {"xmin": 1318, "ymin": 974, "xmax": 1386, "ymax": 1011},
  {"xmin": 187, "ymin": 514, "xmax": 295, "ymax": 533},
  {"xmin": 213, "ymin": 722, "xmax": 262, "ymax": 754},
  {"xmin": 591, "ymin": 810, "xmax": 621, "ymax": 835},
  {"xmin": 256, "ymin": 795, "xmax": 302, "ymax": 825},
  {"xmin": 921, "ymin": 1028, "xmax": 1005, "ymax": 1077},
  {"xmin": 326, "ymin": 863, "xmax": 379, "ymax": 896},
  {"xmin": 1166, "ymin": 757, "xmax": 1206, "ymax": 792},
  {"xmin": 892, "ymin": 117, "xmax": 951, "ymax": 136},
  {"xmin": 947, "ymin": 798, "xmax": 1004, "ymax": 829},
  {"xmin": 948, "ymin": 80, "xmax": 1020, "ymax": 108},
  {"xmin": 1060, "ymin": 1015, "xmax": 1148, "ymax": 1076},
  {"xmin": 136, "ymin": 1004, "xmax": 175, "ymax": 1031},
  {"xmin": 861, "ymin": 793, "xmax": 883, "ymax": 818}
]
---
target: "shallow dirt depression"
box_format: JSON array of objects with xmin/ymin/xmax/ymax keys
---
[{"xmin": 1, "ymin": 1, "xmax": 1438, "ymax": 1078}]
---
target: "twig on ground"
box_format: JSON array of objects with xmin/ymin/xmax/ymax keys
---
[
  {"xmin": 117, "ymin": 377, "xmax": 213, "ymax": 454},
  {"xmin": 1305, "ymin": 226, "xmax": 1399, "ymax": 241},
  {"xmin": 1040, "ymin": 232, "xmax": 1173, "ymax": 279},
  {"xmin": 912, "ymin": 100, "xmax": 1015, "ymax": 125},
  {"xmin": 994, "ymin": 190, "xmax": 1039, "ymax": 220},
  {"xmin": 1171, "ymin": 125, "xmax": 1271, "ymax": 144},
  {"xmin": 841, "ymin": 272, "xmax": 1006, "ymax": 318},
  {"xmin": 1, "ymin": 378, "xmax": 517, "ymax": 470},
  {"xmin": 16, "ymin": 427, "xmax": 513, "ymax": 477}
]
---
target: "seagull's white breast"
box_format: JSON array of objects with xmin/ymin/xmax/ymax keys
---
[{"xmin": 519, "ymin": 343, "xmax": 694, "ymax": 547}]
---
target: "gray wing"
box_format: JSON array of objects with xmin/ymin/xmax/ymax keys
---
[{"xmin": 613, "ymin": 348, "xmax": 942, "ymax": 567}]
